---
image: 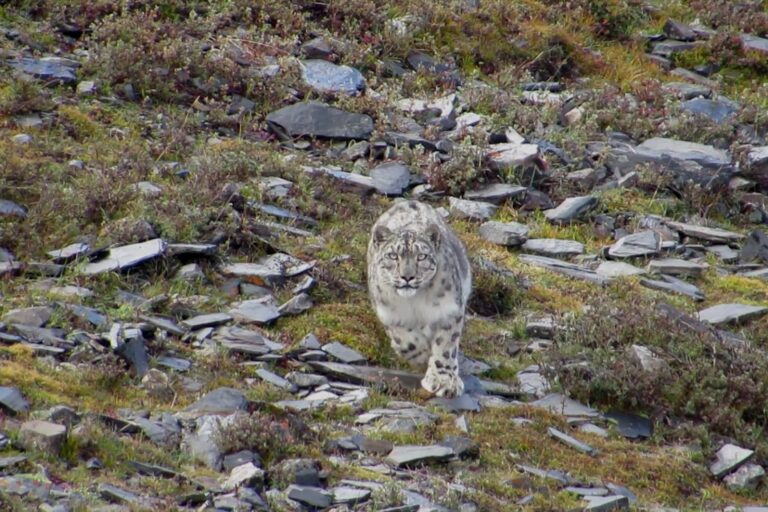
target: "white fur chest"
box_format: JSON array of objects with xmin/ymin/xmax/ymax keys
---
[{"xmin": 375, "ymin": 284, "xmax": 461, "ymax": 329}]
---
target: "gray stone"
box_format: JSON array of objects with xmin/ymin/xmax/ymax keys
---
[
  {"xmin": 156, "ymin": 356, "xmax": 191, "ymax": 372},
  {"xmin": 385, "ymin": 445, "xmax": 454, "ymax": 467},
  {"xmin": 485, "ymin": 143, "xmax": 541, "ymax": 170},
  {"xmin": 742, "ymin": 33, "xmax": 768, "ymax": 54},
  {"xmin": 302, "ymin": 36, "xmax": 334, "ymax": 60},
  {"xmin": 635, "ymin": 137, "xmax": 730, "ymax": 167},
  {"xmin": 548, "ymin": 427, "xmax": 598, "ymax": 456},
  {"xmin": 608, "ymin": 231, "xmax": 661, "ymax": 258},
  {"xmin": 630, "ymin": 345, "xmax": 665, "ymax": 372},
  {"xmin": 566, "ymin": 486, "xmax": 609, "ymax": 497},
  {"xmin": 132, "ymin": 415, "xmax": 181, "ymax": 446},
  {"xmin": 333, "ymin": 486, "xmax": 371, "ymax": 505},
  {"xmin": 516, "ymin": 463, "xmax": 571, "ymax": 485},
  {"xmin": 663, "ymin": 19, "xmax": 697, "ymax": 41},
  {"xmin": 544, "ymin": 196, "xmax": 598, "ymax": 224},
  {"xmin": 222, "ymin": 462, "xmax": 265, "ymax": 491},
  {"xmin": 640, "ymin": 274, "xmax": 705, "ymax": 301},
  {"xmin": 531, "ymin": 393, "xmax": 600, "ymax": 420},
  {"xmin": 11, "ymin": 133, "xmax": 32, "ymax": 144},
  {"xmin": 740, "ymin": 230, "xmax": 768, "ymax": 263},
  {"xmin": 322, "ymin": 341, "xmax": 366, "ymax": 364},
  {"xmin": 82, "ymin": 239, "xmax": 166, "ymax": 275},
  {"xmin": 115, "ymin": 337, "xmax": 150, "ymax": 378},
  {"xmin": 139, "ymin": 315, "xmax": 185, "ymax": 336},
  {"xmin": 311, "ymin": 361, "xmax": 423, "ymax": 391},
  {"xmin": 267, "ymin": 102, "xmax": 373, "ymax": 141},
  {"xmin": 662, "ymin": 81, "xmax": 711, "ymax": 99},
  {"xmin": 383, "ymin": 131, "xmax": 437, "ymax": 151},
  {"xmin": 2, "ymin": 306, "xmax": 53, "ymax": 327},
  {"xmin": 300, "ymin": 333, "xmax": 322, "ymax": 350},
  {"xmin": 522, "ymin": 239, "xmax": 585, "ymax": 257},
  {"xmin": 301, "ymin": 59, "xmax": 365, "ymax": 95},
  {"xmin": 652, "ymin": 40, "xmax": 701, "ymax": 57},
  {"xmin": 9, "ymin": 56, "xmax": 79, "ymax": 85},
  {"xmin": 448, "ymin": 197, "xmax": 498, "ymax": 221},
  {"xmin": 181, "ymin": 313, "xmax": 232, "ymax": 330},
  {"xmin": 176, "ymin": 263, "xmax": 205, "ymax": 281},
  {"xmin": 0, "ymin": 199, "xmax": 27, "ymax": 218},
  {"xmin": 647, "ymin": 258, "xmax": 709, "ymax": 277},
  {"xmin": 478, "ymin": 221, "xmax": 529, "ymax": 246},
  {"xmin": 286, "ymin": 372, "xmax": 328, "ymax": 388},
  {"xmin": 724, "ymin": 463, "xmax": 765, "ymax": 490},
  {"xmin": 98, "ymin": 483, "xmax": 142, "ymax": 504},
  {"xmin": 47, "ymin": 242, "xmax": 90, "ymax": 262},
  {"xmin": 464, "ymin": 183, "xmax": 527, "ymax": 204},
  {"xmin": 183, "ymin": 387, "xmax": 247, "ymax": 416},
  {"xmin": 228, "ymin": 300, "xmax": 281, "ymax": 325},
  {"xmin": 583, "ymin": 495, "xmax": 629, "ymax": 511},
  {"xmin": 595, "ymin": 261, "xmax": 645, "ymax": 277},
  {"xmin": 706, "ymin": 244, "xmax": 739, "ymax": 262},
  {"xmin": 579, "ymin": 423, "xmax": 609, "ymax": 438},
  {"xmin": 517, "ymin": 370, "xmax": 549, "ymax": 398},
  {"xmin": 605, "ymin": 410, "xmax": 652, "ymax": 439},
  {"xmin": 287, "ymin": 485, "xmax": 333, "ymax": 508},
  {"xmin": 0, "ymin": 387, "xmax": 30, "ymax": 414},
  {"xmin": 303, "ymin": 165, "xmax": 375, "ymax": 193},
  {"xmin": 255, "ymin": 368, "xmax": 298, "ymax": 392},
  {"xmin": 370, "ymin": 162, "xmax": 411, "ymax": 196},
  {"xmin": 519, "ymin": 254, "xmax": 611, "ymax": 285},
  {"xmin": 278, "ymin": 293, "xmax": 313, "ymax": 316},
  {"xmin": 18, "ymin": 420, "xmax": 67, "ymax": 455},
  {"xmin": 697, "ymin": 303, "xmax": 767, "ymax": 325},
  {"xmin": 681, "ymin": 97, "xmax": 739, "ymax": 125},
  {"xmin": 664, "ymin": 221, "xmax": 744, "ymax": 243},
  {"xmin": 710, "ymin": 443, "xmax": 754, "ymax": 478},
  {"xmin": 429, "ymin": 394, "xmax": 481, "ymax": 413}
]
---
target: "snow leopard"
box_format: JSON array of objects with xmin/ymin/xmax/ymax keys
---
[{"xmin": 367, "ymin": 199, "xmax": 471, "ymax": 397}]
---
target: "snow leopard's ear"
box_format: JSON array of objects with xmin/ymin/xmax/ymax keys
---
[
  {"xmin": 372, "ymin": 225, "xmax": 392, "ymax": 246},
  {"xmin": 425, "ymin": 223, "xmax": 441, "ymax": 249}
]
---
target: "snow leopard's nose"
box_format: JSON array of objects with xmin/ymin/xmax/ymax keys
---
[{"xmin": 400, "ymin": 275, "xmax": 416, "ymax": 284}]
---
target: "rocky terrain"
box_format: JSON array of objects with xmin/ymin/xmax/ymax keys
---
[{"xmin": 1, "ymin": 0, "xmax": 768, "ymax": 510}]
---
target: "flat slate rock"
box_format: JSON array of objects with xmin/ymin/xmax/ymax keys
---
[
  {"xmin": 544, "ymin": 196, "xmax": 597, "ymax": 224},
  {"xmin": 448, "ymin": 197, "xmax": 498, "ymax": 221},
  {"xmin": 710, "ymin": 443, "xmax": 754, "ymax": 478},
  {"xmin": 370, "ymin": 162, "xmax": 411, "ymax": 196},
  {"xmin": 696, "ymin": 303, "xmax": 768, "ymax": 325},
  {"xmin": 485, "ymin": 143, "xmax": 541, "ymax": 170},
  {"xmin": 309, "ymin": 361, "xmax": 423, "ymax": 390},
  {"xmin": 228, "ymin": 300, "xmax": 281, "ymax": 325},
  {"xmin": 664, "ymin": 221, "xmax": 744, "ymax": 243},
  {"xmin": 0, "ymin": 386, "xmax": 29, "ymax": 414},
  {"xmin": 8, "ymin": 56, "xmax": 78, "ymax": 85},
  {"xmin": 681, "ymin": 97, "xmax": 739, "ymax": 124},
  {"xmin": 301, "ymin": 59, "xmax": 365, "ymax": 95},
  {"xmin": 584, "ymin": 495, "xmax": 630, "ymax": 511},
  {"xmin": 322, "ymin": 341, "xmax": 367, "ymax": 364},
  {"xmin": 522, "ymin": 239, "xmax": 584, "ymax": 257},
  {"xmin": 634, "ymin": 137, "xmax": 730, "ymax": 168},
  {"xmin": 139, "ymin": 315, "xmax": 186, "ymax": 336},
  {"xmin": 287, "ymin": 485, "xmax": 333, "ymax": 508},
  {"xmin": 333, "ymin": 486, "xmax": 371, "ymax": 505},
  {"xmin": 647, "ymin": 258, "xmax": 709, "ymax": 277},
  {"xmin": 83, "ymin": 239, "xmax": 166, "ymax": 275},
  {"xmin": 464, "ymin": 183, "xmax": 527, "ymax": 204},
  {"xmin": 531, "ymin": 393, "xmax": 600, "ymax": 420},
  {"xmin": 595, "ymin": 261, "xmax": 645, "ymax": 277},
  {"xmin": 519, "ymin": 254, "xmax": 611, "ymax": 285},
  {"xmin": 183, "ymin": 387, "xmax": 247, "ymax": 416},
  {"xmin": 303, "ymin": 165, "xmax": 375, "ymax": 193},
  {"xmin": 181, "ymin": 313, "xmax": 233, "ymax": 330},
  {"xmin": 548, "ymin": 427, "xmax": 598, "ymax": 456},
  {"xmin": 47, "ymin": 242, "xmax": 90, "ymax": 262},
  {"xmin": 98, "ymin": 483, "xmax": 143, "ymax": 504},
  {"xmin": 255, "ymin": 368, "xmax": 298, "ymax": 392},
  {"xmin": 0, "ymin": 199, "xmax": 28, "ymax": 218},
  {"xmin": 266, "ymin": 102, "xmax": 373, "ymax": 140},
  {"xmin": 605, "ymin": 411, "xmax": 652, "ymax": 439},
  {"xmin": 740, "ymin": 230, "xmax": 768, "ymax": 263},
  {"xmin": 479, "ymin": 221, "xmax": 529, "ymax": 246},
  {"xmin": 608, "ymin": 231, "xmax": 661, "ymax": 258},
  {"xmin": 385, "ymin": 445, "xmax": 454, "ymax": 467},
  {"xmin": 640, "ymin": 274, "xmax": 705, "ymax": 301}
]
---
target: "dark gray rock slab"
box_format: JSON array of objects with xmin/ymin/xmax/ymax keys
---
[
  {"xmin": 635, "ymin": 137, "xmax": 729, "ymax": 167},
  {"xmin": 519, "ymin": 254, "xmax": 610, "ymax": 285},
  {"xmin": 255, "ymin": 368, "xmax": 298, "ymax": 392},
  {"xmin": 464, "ymin": 183, "xmax": 527, "ymax": 204},
  {"xmin": 278, "ymin": 293, "xmax": 313, "ymax": 316},
  {"xmin": 740, "ymin": 230, "xmax": 768, "ymax": 263},
  {"xmin": 131, "ymin": 416, "xmax": 181, "ymax": 446},
  {"xmin": 479, "ymin": 221, "xmax": 529, "ymax": 246},
  {"xmin": 183, "ymin": 387, "xmax": 247, "ymax": 416},
  {"xmin": 665, "ymin": 221, "xmax": 743, "ymax": 243},
  {"xmin": 115, "ymin": 338, "xmax": 150, "ymax": 378},
  {"xmin": 531, "ymin": 393, "xmax": 600, "ymax": 420},
  {"xmin": 2, "ymin": 306, "xmax": 53, "ymax": 327},
  {"xmin": 301, "ymin": 59, "xmax": 365, "ymax": 95},
  {"xmin": 522, "ymin": 239, "xmax": 584, "ymax": 257},
  {"xmin": 47, "ymin": 242, "xmax": 90, "ymax": 263},
  {"xmin": 228, "ymin": 300, "xmax": 281, "ymax": 325},
  {"xmin": 640, "ymin": 274, "xmax": 705, "ymax": 300},
  {"xmin": 448, "ymin": 197, "xmax": 498, "ymax": 221},
  {"xmin": 321, "ymin": 341, "xmax": 367, "ymax": 364},
  {"xmin": 0, "ymin": 199, "xmax": 28, "ymax": 218},
  {"xmin": 583, "ymin": 495, "xmax": 629, "ymax": 511},
  {"xmin": 370, "ymin": 162, "xmax": 411, "ymax": 196},
  {"xmin": 82, "ymin": 238, "xmax": 166, "ymax": 275},
  {"xmin": 485, "ymin": 143, "xmax": 541, "ymax": 170},
  {"xmin": 181, "ymin": 313, "xmax": 233, "ymax": 330},
  {"xmin": 697, "ymin": 303, "xmax": 767, "ymax": 325},
  {"xmin": 681, "ymin": 97, "xmax": 739, "ymax": 125},
  {"xmin": 647, "ymin": 258, "xmax": 708, "ymax": 277},
  {"xmin": 548, "ymin": 427, "xmax": 598, "ymax": 456},
  {"xmin": 385, "ymin": 445, "xmax": 454, "ymax": 467},
  {"xmin": 98, "ymin": 483, "xmax": 142, "ymax": 504},
  {"xmin": 156, "ymin": 356, "xmax": 191, "ymax": 372},
  {"xmin": 605, "ymin": 411, "xmax": 652, "ymax": 439},
  {"xmin": 303, "ymin": 165, "xmax": 375, "ymax": 194},
  {"xmin": 661, "ymin": 81, "xmax": 711, "ymax": 99},
  {"xmin": 608, "ymin": 231, "xmax": 661, "ymax": 258},
  {"xmin": 333, "ymin": 486, "xmax": 371, "ymax": 505},
  {"xmin": 0, "ymin": 387, "xmax": 30, "ymax": 414},
  {"xmin": 723, "ymin": 463, "xmax": 765, "ymax": 490},
  {"xmin": 710, "ymin": 443, "xmax": 754, "ymax": 478},
  {"xmin": 8, "ymin": 56, "xmax": 78, "ymax": 85},
  {"xmin": 439, "ymin": 435, "xmax": 479, "ymax": 459},
  {"xmin": 742, "ymin": 33, "xmax": 768, "ymax": 54},
  {"xmin": 544, "ymin": 196, "xmax": 598, "ymax": 224},
  {"xmin": 287, "ymin": 485, "xmax": 333, "ymax": 508},
  {"xmin": 267, "ymin": 102, "xmax": 373, "ymax": 141},
  {"xmin": 595, "ymin": 261, "xmax": 645, "ymax": 277},
  {"xmin": 18, "ymin": 420, "xmax": 67, "ymax": 455},
  {"xmin": 652, "ymin": 40, "xmax": 701, "ymax": 57},
  {"xmin": 663, "ymin": 19, "xmax": 697, "ymax": 41}
]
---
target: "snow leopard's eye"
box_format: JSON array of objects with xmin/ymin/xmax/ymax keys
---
[
  {"xmin": 416, "ymin": 254, "xmax": 427, "ymax": 261},
  {"xmin": 386, "ymin": 252, "xmax": 398, "ymax": 260}
]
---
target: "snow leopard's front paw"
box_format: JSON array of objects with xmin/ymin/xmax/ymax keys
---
[{"xmin": 421, "ymin": 364, "xmax": 464, "ymax": 398}]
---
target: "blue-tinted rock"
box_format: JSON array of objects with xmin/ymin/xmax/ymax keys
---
[{"xmin": 301, "ymin": 59, "xmax": 365, "ymax": 95}]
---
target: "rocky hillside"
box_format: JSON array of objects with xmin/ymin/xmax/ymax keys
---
[{"xmin": 1, "ymin": 1, "xmax": 768, "ymax": 510}]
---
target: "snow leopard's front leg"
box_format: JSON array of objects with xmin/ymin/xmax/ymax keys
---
[{"xmin": 421, "ymin": 315, "xmax": 464, "ymax": 398}]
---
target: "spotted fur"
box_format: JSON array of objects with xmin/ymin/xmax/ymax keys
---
[{"xmin": 367, "ymin": 200, "xmax": 471, "ymax": 397}]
